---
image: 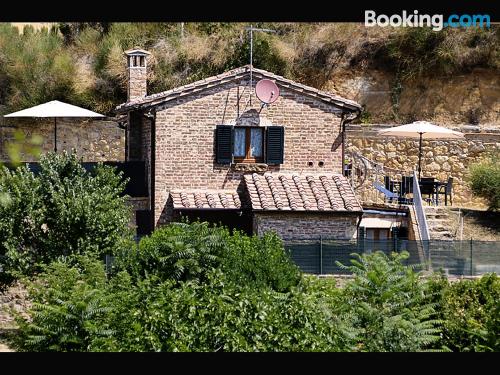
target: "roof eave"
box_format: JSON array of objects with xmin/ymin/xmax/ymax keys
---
[{"xmin": 114, "ymin": 67, "xmax": 362, "ymax": 114}]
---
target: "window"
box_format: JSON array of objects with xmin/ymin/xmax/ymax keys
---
[
  {"xmin": 215, "ymin": 125, "xmax": 284, "ymax": 165},
  {"xmin": 233, "ymin": 127, "xmax": 264, "ymax": 163}
]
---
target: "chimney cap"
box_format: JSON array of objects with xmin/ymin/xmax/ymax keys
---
[{"xmin": 124, "ymin": 48, "xmax": 151, "ymax": 56}]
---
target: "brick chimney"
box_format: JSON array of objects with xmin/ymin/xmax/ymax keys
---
[{"xmin": 125, "ymin": 48, "xmax": 151, "ymax": 101}]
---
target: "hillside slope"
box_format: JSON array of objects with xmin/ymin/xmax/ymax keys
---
[{"xmin": 0, "ymin": 22, "xmax": 498, "ymax": 125}]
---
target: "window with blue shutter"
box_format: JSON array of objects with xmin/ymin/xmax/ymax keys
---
[
  {"xmin": 216, "ymin": 125, "xmax": 233, "ymax": 164},
  {"xmin": 265, "ymin": 126, "xmax": 284, "ymax": 164}
]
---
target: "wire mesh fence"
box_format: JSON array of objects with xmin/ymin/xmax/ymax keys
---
[{"xmin": 284, "ymin": 238, "xmax": 500, "ymax": 276}]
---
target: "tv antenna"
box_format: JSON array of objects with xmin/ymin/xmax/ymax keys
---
[{"xmin": 246, "ymin": 25, "xmax": 276, "ymax": 105}]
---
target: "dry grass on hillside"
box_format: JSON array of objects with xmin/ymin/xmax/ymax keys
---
[{"xmin": 452, "ymin": 208, "xmax": 500, "ymax": 241}]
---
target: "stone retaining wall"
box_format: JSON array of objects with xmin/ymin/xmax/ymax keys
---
[
  {"xmin": 0, "ymin": 117, "xmax": 125, "ymax": 162},
  {"xmin": 346, "ymin": 124, "xmax": 500, "ymax": 208}
]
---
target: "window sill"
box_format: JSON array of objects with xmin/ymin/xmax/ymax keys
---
[{"xmin": 232, "ymin": 162, "xmax": 268, "ymax": 172}]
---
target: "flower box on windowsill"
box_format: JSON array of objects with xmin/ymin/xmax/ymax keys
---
[{"xmin": 233, "ymin": 163, "xmax": 268, "ymax": 172}]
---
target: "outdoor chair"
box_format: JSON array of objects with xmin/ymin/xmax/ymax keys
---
[
  {"xmin": 419, "ymin": 177, "xmax": 436, "ymax": 205},
  {"xmin": 400, "ymin": 176, "xmax": 413, "ymax": 196},
  {"xmin": 373, "ymin": 181, "xmax": 400, "ymax": 203},
  {"xmin": 384, "ymin": 175, "xmax": 401, "ymax": 194},
  {"xmin": 437, "ymin": 177, "xmax": 453, "ymax": 206}
]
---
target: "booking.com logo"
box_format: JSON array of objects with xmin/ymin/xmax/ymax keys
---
[{"xmin": 365, "ymin": 10, "xmax": 491, "ymax": 31}]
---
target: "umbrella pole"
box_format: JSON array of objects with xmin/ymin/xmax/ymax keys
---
[
  {"xmin": 418, "ymin": 132, "xmax": 423, "ymax": 180},
  {"xmin": 54, "ymin": 118, "xmax": 57, "ymax": 153}
]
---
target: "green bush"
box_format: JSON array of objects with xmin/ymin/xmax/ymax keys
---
[
  {"xmin": 117, "ymin": 221, "xmax": 301, "ymax": 291},
  {"xmin": 14, "ymin": 251, "xmax": 345, "ymax": 352},
  {"xmin": 13, "ymin": 255, "xmax": 112, "ymax": 352},
  {"xmin": 468, "ymin": 155, "xmax": 500, "ymax": 210},
  {"xmin": 0, "ymin": 152, "xmax": 132, "ymax": 279},
  {"xmin": 336, "ymin": 251, "xmax": 442, "ymax": 352},
  {"xmin": 93, "ymin": 270, "xmax": 349, "ymax": 352},
  {"xmin": 14, "ymin": 224, "xmax": 498, "ymax": 352},
  {"xmin": 221, "ymin": 229, "xmax": 301, "ymax": 292},
  {"xmin": 427, "ymin": 273, "xmax": 500, "ymax": 352}
]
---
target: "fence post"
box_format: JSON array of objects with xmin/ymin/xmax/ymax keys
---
[
  {"xmin": 319, "ymin": 235, "xmax": 323, "ymax": 275},
  {"xmin": 358, "ymin": 226, "xmax": 366, "ymax": 254},
  {"xmin": 470, "ymin": 237, "xmax": 473, "ymax": 277}
]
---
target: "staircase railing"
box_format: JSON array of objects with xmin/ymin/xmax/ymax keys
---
[
  {"xmin": 413, "ymin": 171, "xmax": 430, "ymax": 241},
  {"xmin": 412, "ymin": 171, "xmax": 431, "ymax": 270}
]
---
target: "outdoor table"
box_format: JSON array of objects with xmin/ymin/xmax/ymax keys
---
[{"xmin": 419, "ymin": 178, "xmax": 448, "ymax": 205}]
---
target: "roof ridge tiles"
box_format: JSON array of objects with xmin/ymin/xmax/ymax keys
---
[{"xmin": 115, "ymin": 66, "xmax": 361, "ymax": 112}]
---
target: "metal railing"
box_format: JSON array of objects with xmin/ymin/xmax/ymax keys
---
[
  {"xmin": 284, "ymin": 239, "xmax": 500, "ymax": 276},
  {"xmin": 413, "ymin": 171, "xmax": 430, "ymax": 241}
]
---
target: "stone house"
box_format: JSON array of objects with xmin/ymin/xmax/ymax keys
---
[{"xmin": 115, "ymin": 48, "xmax": 364, "ymax": 241}]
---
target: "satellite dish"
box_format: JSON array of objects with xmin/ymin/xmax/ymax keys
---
[{"xmin": 255, "ymin": 79, "xmax": 280, "ymax": 104}]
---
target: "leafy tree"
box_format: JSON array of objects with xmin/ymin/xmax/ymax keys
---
[
  {"xmin": 13, "ymin": 255, "xmax": 113, "ymax": 352},
  {"xmin": 427, "ymin": 273, "xmax": 500, "ymax": 352},
  {"xmin": 336, "ymin": 251, "xmax": 442, "ymax": 351},
  {"xmin": 116, "ymin": 221, "xmax": 301, "ymax": 292},
  {"xmin": 0, "ymin": 151, "xmax": 132, "ymax": 279}
]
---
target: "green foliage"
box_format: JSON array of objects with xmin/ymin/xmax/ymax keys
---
[
  {"xmin": 94, "ymin": 270, "xmax": 348, "ymax": 352},
  {"xmin": 221, "ymin": 230, "xmax": 301, "ymax": 292},
  {"xmin": 0, "ymin": 152, "xmax": 131, "ymax": 279},
  {"xmin": 117, "ymin": 221, "xmax": 301, "ymax": 292},
  {"xmin": 1, "ymin": 23, "xmax": 496, "ymax": 115},
  {"xmin": 14, "ymin": 255, "xmax": 112, "ymax": 351},
  {"xmin": 11, "ymin": 223, "xmax": 499, "ymax": 352},
  {"xmin": 427, "ymin": 273, "xmax": 500, "ymax": 352},
  {"xmin": 468, "ymin": 155, "xmax": 500, "ymax": 210},
  {"xmin": 116, "ymin": 221, "xmax": 229, "ymax": 284},
  {"xmin": 336, "ymin": 251, "xmax": 442, "ymax": 351},
  {"xmin": 0, "ymin": 24, "xmax": 76, "ymax": 113}
]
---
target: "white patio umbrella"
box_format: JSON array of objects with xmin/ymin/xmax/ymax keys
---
[
  {"xmin": 3, "ymin": 100, "xmax": 105, "ymax": 152},
  {"xmin": 378, "ymin": 121, "xmax": 464, "ymax": 179}
]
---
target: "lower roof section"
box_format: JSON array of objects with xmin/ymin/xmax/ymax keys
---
[
  {"xmin": 244, "ymin": 172, "xmax": 363, "ymax": 213},
  {"xmin": 170, "ymin": 189, "xmax": 241, "ymax": 210}
]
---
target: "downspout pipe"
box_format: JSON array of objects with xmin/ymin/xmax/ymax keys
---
[{"xmin": 340, "ymin": 108, "xmax": 361, "ymax": 174}]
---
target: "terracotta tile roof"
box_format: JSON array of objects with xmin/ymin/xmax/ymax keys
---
[
  {"xmin": 170, "ymin": 189, "xmax": 241, "ymax": 210},
  {"xmin": 115, "ymin": 65, "xmax": 362, "ymax": 113},
  {"xmin": 243, "ymin": 173, "xmax": 363, "ymax": 212}
]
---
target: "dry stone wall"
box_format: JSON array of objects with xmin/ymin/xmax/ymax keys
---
[
  {"xmin": 346, "ymin": 124, "xmax": 500, "ymax": 208},
  {"xmin": 0, "ymin": 117, "xmax": 125, "ymax": 162}
]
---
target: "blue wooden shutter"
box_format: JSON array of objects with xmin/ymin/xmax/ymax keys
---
[
  {"xmin": 216, "ymin": 125, "xmax": 233, "ymax": 164},
  {"xmin": 266, "ymin": 126, "xmax": 284, "ymax": 164}
]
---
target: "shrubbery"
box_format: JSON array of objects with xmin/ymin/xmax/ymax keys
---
[
  {"xmin": 117, "ymin": 222, "xmax": 301, "ymax": 292},
  {"xmin": 337, "ymin": 252, "xmax": 442, "ymax": 351},
  {"xmin": 468, "ymin": 154, "xmax": 500, "ymax": 211},
  {"xmin": 0, "ymin": 23, "xmax": 498, "ymax": 115},
  {"xmin": 0, "ymin": 152, "xmax": 131, "ymax": 282},
  {"xmin": 13, "ymin": 227, "xmax": 347, "ymax": 352},
  {"xmin": 19, "ymin": 220, "xmax": 497, "ymax": 352},
  {"xmin": 428, "ymin": 273, "xmax": 500, "ymax": 352}
]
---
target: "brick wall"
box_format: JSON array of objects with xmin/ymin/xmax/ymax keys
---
[
  {"xmin": 253, "ymin": 212, "xmax": 360, "ymax": 241},
  {"xmin": 0, "ymin": 117, "xmax": 125, "ymax": 162},
  {"xmin": 153, "ymin": 79, "xmax": 345, "ymax": 225},
  {"xmin": 128, "ymin": 66, "xmax": 147, "ymax": 101}
]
